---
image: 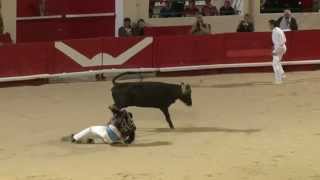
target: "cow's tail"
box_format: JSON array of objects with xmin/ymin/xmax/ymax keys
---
[{"xmin": 112, "ymin": 72, "xmax": 149, "ymax": 85}]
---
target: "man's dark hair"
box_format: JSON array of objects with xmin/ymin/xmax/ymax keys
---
[
  {"xmin": 124, "ymin": 17, "xmax": 131, "ymax": 23},
  {"xmin": 137, "ymin": 19, "xmax": 145, "ymax": 24},
  {"xmin": 269, "ymin": 19, "xmax": 277, "ymax": 26}
]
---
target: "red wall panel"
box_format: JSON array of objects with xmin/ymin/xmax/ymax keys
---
[
  {"xmin": 18, "ymin": 0, "xmax": 114, "ymax": 17},
  {"xmin": 101, "ymin": 37, "xmax": 154, "ymax": 68},
  {"xmin": 144, "ymin": 26, "xmax": 192, "ymax": 37},
  {"xmin": 65, "ymin": 0, "xmax": 115, "ymax": 14},
  {"xmin": 154, "ymin": 35, "xmax": 225, "ymax": 67},
  {"xmin": 17, "ymin": 19, "xmax": 68, "ymax": 42},
  {"xmin": 52, "ymin": 38, "xmax": 103, "ymax": 74},
  {"xmin": 2, "ymin": 31, "xmax": 320, "ymax": 79},
  {"xmin": 66, "ymin": 16, "xmax": 115, "ymax": 39},
  {"xmin": 17, "ymin": 0, "xmax": 66, "ymax": 17},
  {"xmin": 0, "ymin": 43, "xmax": 50, "ymax": 77},
  {"xmin": 287, "ymin": 30, "xmax": 320, "ymax": 61}
]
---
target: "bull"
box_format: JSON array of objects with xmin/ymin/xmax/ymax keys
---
[{"xmin": 110, "ymin": 72, "xmax": 192, "ymax": 129}]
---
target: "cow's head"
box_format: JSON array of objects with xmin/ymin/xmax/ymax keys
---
[{"xmin": 180, "ymin": 83, "xmax": 192, "ymax": 106}]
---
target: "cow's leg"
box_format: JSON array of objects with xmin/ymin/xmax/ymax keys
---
[{"xmin": 160, "ymin": 107, "xmax": 174, "ymax": 129}]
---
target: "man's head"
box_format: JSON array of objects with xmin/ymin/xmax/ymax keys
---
[
  {"xmin": 224, "ymin": 0, "xmax": 231, "ymax": 8},
  {"xmin": 123, "ymin": 17, "xmax": 131, "ymax": 28},
  {"xmin": 244, "ymin": 14, "xmax": 251, "ymax": 22},
  {"xmin": 268, "ymin": 19, "xmax": 277, "ymax": 30},
  {"xmin": 284, "ymin": 9, "xmax": 292, "ymax": 19},
  {"xmin": 205, "ymin": 0, "xmax": 212, "ymax": 5},
  {"xmin": 137, "ymin": 19, "xmax": 145, "ymax": 28},
  {"xmin": 179, "ymin": 83, "xmax": 192, "ymax": 106},
  {"xmin": 189, "ymin": 0, "xmax": 196, "ymax": 6}
]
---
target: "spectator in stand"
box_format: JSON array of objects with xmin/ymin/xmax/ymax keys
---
[
  {"xmin": 276, "ymin": 9, "xmax": 298, "ymax": 31},
  {"xmin": 160, "ymin": 1, "xmax": 173, "ymax": 18},
  {"xmin": 0, "ymin": 0, "xmax": 3, "ymax": 35},
  {"xmin": 0, "ymin": 12, "xmax": 3, "ymax": 35},
  {"xmin": 133, "ymin": 19, "xmax": 145, "ymax": 36},
  {"xmin": 184, "ymin": 0, "xmax": 199, "ymax": 17},
  {"xmin": 149, "ymin": 0, "xmax": 156, "ymax": 18},
  {"xmin": 118, "ymin": 17, "xmax": 133, "ymax": 37},
  {"xmin": 191, "ymin": 15, "xmax": 211, "ymax": 35},
  {"xmin": 220, "ymin": 0, "xmax": 236, "ymax": 15},
  {"xmin": 237, "ymin": 14, "xmax": 254, "ymax": 32},
  {"xmin": 202, "ymin": 0, "xmax": 219, "ymax": 16}
]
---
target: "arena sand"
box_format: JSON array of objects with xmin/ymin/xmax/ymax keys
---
[{"xmin": 1, "ymin": 71, "xmax": 320, "ymax": 180}]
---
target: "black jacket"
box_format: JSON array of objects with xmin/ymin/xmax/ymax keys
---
[{"xmin": 237, "ymin": 21, "xmax": 254, "ymax": 32}]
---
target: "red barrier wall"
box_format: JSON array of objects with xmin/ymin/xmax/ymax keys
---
[
  {"xmin": 0, "ymin": 42, "xmax": 50, "ymax": 77},
  {"xmin": 17, "ymin": 0, "xmax": 116, "ymax": 42},
  {"xmin": 1, "ymin": 31, "xmax": 320, "ymax": 79},
  {"xmin": 144, "ymin": 26, "xmax": 192, "ymax": 37},
  {"xmin": 17, "ymin": 0, "xmax": 115, "ymax": 17}
]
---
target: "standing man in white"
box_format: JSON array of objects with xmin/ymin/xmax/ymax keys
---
[{"xmin": 269, "ymin": 19, "xmax": 287, "ymax": 84}]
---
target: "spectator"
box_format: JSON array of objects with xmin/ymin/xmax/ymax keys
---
[
  {"xmin": 220, "ymin": 0, "xmax": 236, "ymax": 15},
  {"xmin": 0, "ymin": 13, "xmax": 3, "ymax": 35},
  {"xmin": 133, "ymin": 19, "xmax": 145, "ymax": 36},
  {"xmin": 171, "ymin": 0, "xmax": 185, "ymax": 17},
  {"xmin": 191, "ymin": 15, "xmax": 211, "ymax": 35},
  {"xmin": 0, "ymin": 0, "xmax": 3, "ymax": 35},
  {"xmin": 202, "ymin": 0, "xmax": 219, "ymax": 16},
  {"xmin": 237, "ymin": 14, "xmax": 254, "ymax": 32},
  {"xmin": 118, "ymin": 17, "xmax": 133, "ymax": 37},
  {"xmin": 184, "ymin": 0, "xmax": 199, "ymax": 17},
  {"xmin": 160, "ymin": 1, "xmax": 173, "ymax": 18},
  {"xmin": 149, "ymin": 0, "xmax": 156, "ymax": 18},
  {"xmin": 276, "ymin": 9, "xmax": 298, "ymax": 31}
]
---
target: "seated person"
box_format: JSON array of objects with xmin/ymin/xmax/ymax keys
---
[
  {"xmin": 191, "ymin": 15, "xmax": 211, "ymax": 35},
  {"xmin": 160, "ymin": 1, "xmax": 173, "ymax": 18},
  {"xmin": 276, "ymin": 9, "xmax": 298, "ymax": 31},
  {"xmin": 184, "ymin": 0, "xmax": 199, "ymax": 17},
  {"xmin": 170, "ymin": 0, "xmax": 186, "ymax": 17},
  {"xmin": 237, "ymin": 14, "xmax": 254, "ymax": 32},
  {"xmin": 133, "ymin": 19, "xmax": 145, "ymax": 36},
  {"xmin": 219, "ymin": 0, "xmax": 235, "ymax": 15},
  {"xmin": 0, "ymin": 13, "xmax": 3, "ymax": 35},
  {"xmin": 118, "ymin": 17, "xmax": 133, "ymax": 37},
  {"xmin": 66, "ymin": 105, "xmax": 136, "ymax": 145},
  {"xmin": 201, "ymin": 0, "xmax": 219, "ymax": 16}
]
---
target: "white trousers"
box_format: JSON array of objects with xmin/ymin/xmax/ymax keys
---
[
  {"xmin": 272, "ymin": 46, "xmax": 287, "ymax": 82},
  {"xmin": 73, "ymin": 125, "xmax": 118, "ymax": 144}
]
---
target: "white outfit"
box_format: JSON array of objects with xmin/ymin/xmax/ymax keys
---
[
  {"xmin": 73, "ymin": 124, "xmax": 122, "ymax": 144},
  {"xmin": 272, "ymin": 27, "xmax": 287, "ymax": 83}
]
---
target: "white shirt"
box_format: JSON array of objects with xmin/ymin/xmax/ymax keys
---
[{"xmin": 272, "ymin": 27, "xmax": 286, "ymax": 49}]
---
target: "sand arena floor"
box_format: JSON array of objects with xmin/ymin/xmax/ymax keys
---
[{"xmin": 1, "ymin": 71, "xmax": 320, "ymax": 180}]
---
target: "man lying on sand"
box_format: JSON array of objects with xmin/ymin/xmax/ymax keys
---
[{"xmin": 63, "ymin": 105, "xmax": 136, "ymax": 145}]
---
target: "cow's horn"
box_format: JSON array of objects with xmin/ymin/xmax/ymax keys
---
[{"xmin": 181, "ymin": 83, "xmax": 187, "ymax": 94}]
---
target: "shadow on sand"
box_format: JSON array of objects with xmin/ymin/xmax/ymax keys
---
[
  {"xmin": 146, "ymin": 127, "xmax": 261, "ymax": 134},
  {"xmin": 192, "ymin": 77, "xmax": 320, "ymax": 89},
  {"xmin": 192, "ymin": 81, "xmax": 272, "ymax": 89},
  {"xmin": 112, "ymin": 141, "xmax": 172, "ymax": 148}
]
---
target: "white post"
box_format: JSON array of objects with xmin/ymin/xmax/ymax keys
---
[
  {"xmin": 115, "ymin": 0, "xmax": 124, "ymax": 37},
  {"xmin": 1, "ymin": 0, "xmax": 17, "ymax": 42}
]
